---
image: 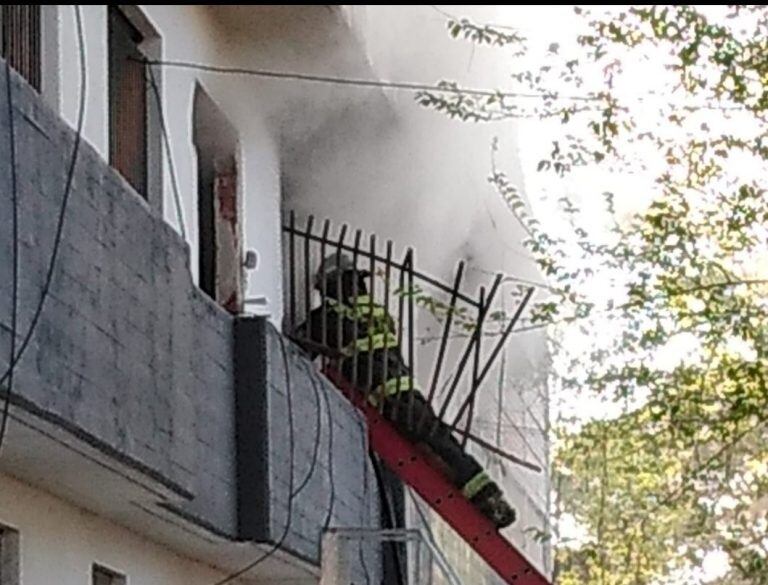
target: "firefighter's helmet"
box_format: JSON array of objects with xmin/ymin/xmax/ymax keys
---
[{"xmin": 314, "ymin": 253, "xmax": 370, "ymax": 289}]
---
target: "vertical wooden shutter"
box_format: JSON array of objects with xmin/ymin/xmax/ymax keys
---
[
  {"xmin": 1, "ymin": 5, "xmax": 41, "ymax": 91},
  {"xmin": 109, "ymin": 7, "xmax": 147, "ymax": 198}
]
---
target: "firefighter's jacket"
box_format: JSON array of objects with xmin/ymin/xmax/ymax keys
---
[
  {"xmin": 297, "ymin": 294, "xmax": 493, "ymax": 498},
  {"xmin": 296, "ymin": 295, "xmax": 416, "ymax": 401}
]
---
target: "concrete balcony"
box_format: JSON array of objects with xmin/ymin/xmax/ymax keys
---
[{"xmin": 0, "ymin": 60, "xmax": 376, "ymax": 581}]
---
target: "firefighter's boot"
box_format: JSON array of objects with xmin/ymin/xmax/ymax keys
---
[{"xmin": 470, "ymin": 482, "xmax": 517, "ymax": 529}]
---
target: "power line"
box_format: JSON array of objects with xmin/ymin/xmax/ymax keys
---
[
  {"xmin": 0, "ymin": 58, "xmax": 19, "ymax": 457},
  {"xmin": 315, "ymin": 373, "xmax": 338, "ymax": 532},
  {"xmin": 146, "ymin": 62, "xmax": 187, "ymax": 241},
  {"xmin": 305, "ymin": 364, "xmax": 376, "ymax": 583},
  {"xmin": 291, "ymin": 361, "xmax": 324, "ymax": 498},
  {"xmin": 143, "ymin": 58, "xmax": 599, "ymax": 102},
  {"xmin": 143, "ymin": 59, "xmax": 747, "ymax": 114},
  {"xmin": 371, "ymin": 454, "xmax": 408, "ymax": 585},
  {"xmin": 297, "ymin": 361, "xmax": 339, "ymax": 553},
  {"xmin": 0, "ymin": 4, "xmax": 87, "ymax": 444},
  {"xmin": 428, "ymin": 5, "xmax": 525, "ymax": 34},
  {"xmin": 357, "ymin": 421, "xmax": 372, "ymax": 585}
]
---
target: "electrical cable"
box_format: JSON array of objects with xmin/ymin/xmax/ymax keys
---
[
  {"xmin": 316, "ymin": 369, "xmax": 338, "ymax": 532},
  {"xmin": 142, "ymin": 58, "xmax": 599, "ymax": 102},
  {"xmin": 145, "ymin": 57, "xmax": 746, "ymax": 114},
  {"xmin": 212, "ymin": 334, "xmax": 296, "ymax": 585},
  {"xmin": 371, "ymin": 454, "xmax": 408, "ymax": 585},
  {"xmin": 308, "ymin": 362, "xmax": 373, "ymax": 582},
  {"xmin": 291, "ymin": 361, "xmax": 323, "ymax": 497},
  {"xmin": 145, "ymin": 62, "xmax": 187, "ymax": 241},
  {"xmin": 428, "ymin": 5, "xmax": 525, "ymax": 34},
  {"xmin": 0, "ymin": 4, "xmax": 86, "ymax": 445},
  {"xmin": 0, "ymin": 58, "xmax": 19, "ymax": 457},
  {"xmin": 357, "ymin": 422, "xmax": 372, "ymax": 585}
]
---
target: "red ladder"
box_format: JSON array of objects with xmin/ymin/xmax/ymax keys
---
[{"xmin": 324, "ymin": 369, "xmax": 551, "ymax": 585}]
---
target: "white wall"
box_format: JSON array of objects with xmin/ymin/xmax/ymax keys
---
[
  {"xmin": 0, "ymin": 473, "xmax": 228, "ymax": 585},
  {"xmin": 52, "ymin": 5, "xmax": 392, "ymax": 327},
  {"xmin": 53, "ymin": 5, "xmax": 288, "ymax": 323}
]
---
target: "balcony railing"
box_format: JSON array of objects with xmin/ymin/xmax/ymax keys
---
[{"xmin": 282, "ymin": 212, "xmax": 534, "ymax": 447}]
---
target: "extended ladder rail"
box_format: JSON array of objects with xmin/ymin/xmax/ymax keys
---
[{"xmin": 325, "ymin": 369, "xmax": 551, "ymax": 585}]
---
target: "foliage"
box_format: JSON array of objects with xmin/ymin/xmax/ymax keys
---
[{"xmin": 424, "ymin": 6, "xmax": 768, "ymax": 583}]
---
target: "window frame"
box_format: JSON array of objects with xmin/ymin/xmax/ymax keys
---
[
  {"xmin": 107, "ymin": 5, "xmax": 163, "ymax": 213},
  {"xmin": 92, "ymin": 563, "xmax": 127, "ymax": 585}
]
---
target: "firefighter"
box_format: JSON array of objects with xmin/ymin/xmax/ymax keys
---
[{"xmin": 294, "ymin": 253, "xmax": 516, "ymax": 529}]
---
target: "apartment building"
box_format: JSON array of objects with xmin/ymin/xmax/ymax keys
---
[{"xmin": 0, "ymin": 5, "xmax": 550, "ymax": 584}]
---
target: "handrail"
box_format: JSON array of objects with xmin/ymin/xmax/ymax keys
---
[{"xmin": 323, "ymin": 527, "xmax": 465, "ymax": 585}]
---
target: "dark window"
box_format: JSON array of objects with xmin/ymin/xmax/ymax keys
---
[
  {"xmin": 109, "ymin": 6, "xmax": 148, "ymax": 198},
  {"xmin": 197, "ymin": 151, "xmax": 217, "ymax": 300},
  {"xmin": 92, "ymin": 565, "xmax": 125, "ymax": 585},
  {"xmin": 193, "ymin": 86, "xmax": 242, "ymax": 312},
  {"xmin": 0, "ymin": 5, "xmax": 41, "ymax": 91},
  {"xmin": 0, "ymin": 525, "xmax": 20, "ymax": 585}
]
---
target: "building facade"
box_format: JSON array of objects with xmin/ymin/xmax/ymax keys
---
[{"xmin": 0, "ymin": 5, "xmax": 550, "ymax": 584}]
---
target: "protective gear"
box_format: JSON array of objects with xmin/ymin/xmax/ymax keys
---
[
  {"xmin": 462, "ymin": 471, "xmax": 493, "ymax": 500},
  {"xmin": 379, "ymin": 389, "xmax": 515, "ymax": 530},
  {"xmin": 314, "ymin": 253, "xmax": 370, "ymax": 289},
  {"xmin": 329, "ymin": 296, "xmax": 398, "ymax": 358},
  {"xmin": 373, "ymin": 376, "xmax": 418, "ymax": 403},
  {"xmin": 470, "ymin": 482, "xmax": 517, "ymax": 529},
  {"xmin": 296, "ymin": 290, "xmax": 517, "ymax": 529}
]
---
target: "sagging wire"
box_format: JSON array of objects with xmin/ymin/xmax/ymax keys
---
[
  {"xmin": 0, "ymin": 57, "xmax": 19, "ymax": 457},
  {"xmin": 145, "ymin": 62, "xmax": 187, "ymax": 241},
  {"xmin": 0, "ymin": 5, "xmax": 87, "ymax": 450},
  {"xmin": 212, "ymin": 335, "xmax": 296, "ymax": 585}
]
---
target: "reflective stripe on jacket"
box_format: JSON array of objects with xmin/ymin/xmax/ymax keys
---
[{"xmin": 329, "ymin": 295, "xmax": 416, "ymax": 399}]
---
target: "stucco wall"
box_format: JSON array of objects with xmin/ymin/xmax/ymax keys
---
[{"xmin": 0, "ymin": 473, "xmax": 229, "ymax": 585}]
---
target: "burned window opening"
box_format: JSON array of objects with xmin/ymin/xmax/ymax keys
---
[{"xmin": 193, "ymin": 84, "xmax": 241, "ymax": 313}]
